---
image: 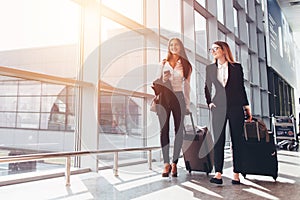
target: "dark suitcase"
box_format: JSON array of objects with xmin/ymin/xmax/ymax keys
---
[
  {"xmin": 8, "ymin": 150, "xmax": 37, "ymax": 174},
  {"xmin": 182, "ymin": 112, "xmax": 213, "ymax": 175},
  {"xmin": 241, "ymin": 118, "xmax": 278, "ymax": 180}
]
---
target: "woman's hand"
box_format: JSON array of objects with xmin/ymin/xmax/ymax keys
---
[
  {"xmin": 244, "ymin": 105, "xmax": 252, "ymax": 122},
  {"xmin": 208, "ymin": 103, "xmax": 216, "ymax": 110},
  {"xmin": 185, "ymin": 108, "xmax": 191, "ymax": 115}
]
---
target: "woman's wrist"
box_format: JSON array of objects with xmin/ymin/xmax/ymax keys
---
[
  {"xmin": 244, "ymin": 105, "xmax": 250, "ymax": 111},
  {"xmin": 244, "ymin": 105, "xmax": 252, "ymax": 120}
]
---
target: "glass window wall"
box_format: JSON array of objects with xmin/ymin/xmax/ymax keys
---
[
  {"xmin": 235, "ymin": 43, "xmax": 241, "ymax": 62},
  {"xmin": 160, "ymin": 0, "xmax": 181, "ymax": 38},
  {"xmin": 101, "ymin": 0, "xmax": 143, "ymax": 24},
  {"xmin": 0, "ymin": 0, "xmax": 80, "ymax": 78},
  {"xmin": 246, "ymin": 22, "xmax": 250, "ymax": 46},
  {"xmin": 0, "ymin": 77, "xmax": 75, "ymax": 131},
  {"xmin": 217, "ymin": 0, "xmax": 224, "ymax": 24},
  {"xmin": 196, "ymin": 0, "xmax": 206, "ymax": 7},
  {"xmin": 0, "ymin": 75, "xmax": 76, "ymax": 175},
  {"xmin": 195, "ymin": 61, "xmax": 206, "ymax": 106},
  {"xmin": 0, "ymin": 0, "xmax": 80, "ymax": 175},
  {"xmin": 98, "ymin": 3, "xmax": 150, "ymax": 166},
  {"xmin": 0, "ymin": 0, "xmax": 275, "ymax": 179},
  {"xmin": 261, "ymin": 0, "xmax": 265, "ymax": 13},
  {"xmin": 218, "ymin": 30, "xmax": 226, "ymax": 41},
  {"xmin": 244, "ymin": 0, "xmax": 248, "ymax": 13},
  {"xmin": 233, "ymin": 7, "xmax": 239, "ymax": 37},
  {"xmin": 195, "ymin": 12, "xmax": 208, "ymax": 58},
  {"xmin": 101, "ymin": 16, "xmax": 129, "ymax": 42},
  {"xmin": 100, "ymin": 17, "xmax": 144, "ymax": 91}
]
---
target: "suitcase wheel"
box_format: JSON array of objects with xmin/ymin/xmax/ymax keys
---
[
  {"xmin": 185, "ymin": 161, "xmax": 191, "ymax": 174},
  {"xmin": 242, "ymin": 173, "xmax": 246, "ymax": 178},
  {"xmin": 273, "ymin": 176, "xmax": 277, "ymax": 181},
  {"xmin": 287, "ymin": 144, "xmax": 293, "ymax": 151},
  {"xmin": 287, "ymin": 143, "xmax": 299, "ymax": 151}
]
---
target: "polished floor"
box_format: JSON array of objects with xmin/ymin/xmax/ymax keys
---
[{"xmin": 0, "ymin": 149, "xmax": 300, "ymax": 200}]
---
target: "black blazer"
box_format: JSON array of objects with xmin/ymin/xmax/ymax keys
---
[{"xmin": 205, "ymin": 62, "xmax": 249, "ymax": 109}]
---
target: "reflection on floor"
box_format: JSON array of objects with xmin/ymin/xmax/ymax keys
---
[{"xmin": 0, "ymin": 149, "xmax": 300, "ymax": 200}]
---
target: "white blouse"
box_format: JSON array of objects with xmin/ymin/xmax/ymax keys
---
[
  {"xmin": 159, "ymin": 59, "xmax": 191, "ymax": 110},
  {"xmin": 217, "ymin": 61, "xmax": 228, "ymax": 87}
]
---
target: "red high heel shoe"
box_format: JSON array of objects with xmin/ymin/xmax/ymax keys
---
[
  {"xmin": 162, "ymin": 163, "xmax": 171, "ymax": 177},
  {"xmin": 171, "ymin": 163, "xmax": 177, "ymax": 177}
]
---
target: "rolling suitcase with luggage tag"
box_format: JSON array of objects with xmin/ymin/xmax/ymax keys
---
[
  {"xmin": 241, "ymin": 118, "xmax": 278, "ymax": 180},
  {"xmin": 182, "ymin": 112, "xmax": 213, "ymax": 175}
]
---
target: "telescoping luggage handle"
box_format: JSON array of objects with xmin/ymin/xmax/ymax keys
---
[
  {"xmin": 185, "ymin": 112, "xmax": 208, "ymax": 138},
  {"xmin": 188, "ymin": 111, "xmax": 197, "ymax": 135},
  {"xmin": 185, "ymin": 110, "xmax": 212, "ymax": 135}
]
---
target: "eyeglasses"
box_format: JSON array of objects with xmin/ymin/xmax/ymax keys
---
[{"xmin": 209, "ymin": 47, "xmax": 220, "ymax": 53}]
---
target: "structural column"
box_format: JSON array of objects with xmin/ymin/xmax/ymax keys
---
[{"xmin": 78, "ymin": 0, "xmax": 101, "ymax": 172}]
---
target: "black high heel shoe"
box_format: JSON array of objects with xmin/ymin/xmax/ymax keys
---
[{"xmin": 231, "ymin": 179, "xmax": 241, "ymax": 185}]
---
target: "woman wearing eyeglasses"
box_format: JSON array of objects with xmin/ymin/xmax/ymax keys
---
[{"xmin": 205, "ymin": 41, "xmax": 252, "ymax": 185}]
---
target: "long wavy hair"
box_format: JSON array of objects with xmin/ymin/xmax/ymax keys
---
[
  {"xmin": 213, "ymin": 41, "xmax": 235, "ymax": 64},
  {"xmin": 166, "ymin": 38, "xmax": 192, "ymax": 79}
]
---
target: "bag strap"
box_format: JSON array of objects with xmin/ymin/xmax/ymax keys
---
[
  {"xmin": 256, "ymin": 121, "xmax": 260, "ymax": 141},
  {"xmin": 243, "ymin": 123, "xmax": 248, "ymax": 141}
]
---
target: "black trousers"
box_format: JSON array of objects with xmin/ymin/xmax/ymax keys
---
[
  {"xmin": 212, "ymin": 106, "xmax": 244, "ymax": 174},
  {"xmin": 158, "ymin": 91, "xmax": 186, "ymax": 164}
]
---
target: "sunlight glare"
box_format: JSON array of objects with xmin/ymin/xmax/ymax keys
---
[
  {"xmin": 182, "ymin": 180, "xmax": 223, "ymax": 198},
  {"xmin": 0, "ymin": 0, "xmax": 80, "ymax": 51},
  {"xmin": 131, "ymin": 185, "xmax": 200, "ymax": 200},
  {"xmin": 114, "ymin": 175, "xmax": 162, "ymax": 191},
  {"xmin": 243, "ymin": 188, "xmax": 279, "ymax": 200}
]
